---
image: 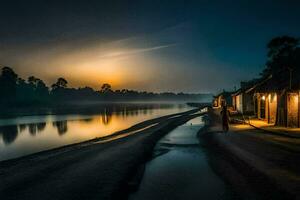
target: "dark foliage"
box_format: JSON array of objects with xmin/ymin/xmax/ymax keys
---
[
  {"xmin": 0, "ymin": 67, "xmax": 211, "ymax": 108},
  {"xmin": 260, "ymin": 36, "xmax": 300, "ymax": 88}
]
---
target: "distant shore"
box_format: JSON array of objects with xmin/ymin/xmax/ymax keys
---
[
  {"xmin": 0, "ymin": 108, "xmax": 203, "ymax": 200},
  {"xmin": 0, "ymin": 101, "xmax": 203, "ymax": 118},
  {"xmin": 0, "ymin": 101, "xmax": 195, "ymax": 119}
]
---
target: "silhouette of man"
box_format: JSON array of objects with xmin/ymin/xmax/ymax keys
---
[{"xmin": 220, "ymin": 105, "xmax": 229, "ymax": 132}]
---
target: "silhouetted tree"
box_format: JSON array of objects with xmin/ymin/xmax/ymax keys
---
[
  {"xmin": 0, "ymin": 66, "xmax": 18, "ymax": 104},
  {"xmin": 267, "ymin": 36, "xmax": 298, "ymax": 60},
  {"xmin": 51, "ymin": 77, "xmax": 68, "ymax": 90},
  {"xmin": 100, "ymin": 83, "xmax": 112, "ymax": 93},
  {"xmin": 35, "ymin": 79, "xmax": 49, "ymax": 99},
  {"xmin": 16, "ymin": 77, "xmax": 31, "ymax": 104},
  {"xmin": 50, "ymin": 77, "xmax": 69, "ymax": 100},
  {"xmin": 0, "ymin": 66, "xmax": 212, "ymax": 108},
  {"xmin": 261, "ymin": 36, "xmax": 299, "ymax": 77},
  {"xmin": 28, "ymin": 76, "xmax": 39, "ymax": 86},
  {"xmin": 27, "ymin": 76, "xmax": 49, "ymax": 102}
]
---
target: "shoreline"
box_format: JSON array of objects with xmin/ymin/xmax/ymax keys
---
[{"xmin": 0, "ymin": 108, "xmax": 204, "ymax": 200}]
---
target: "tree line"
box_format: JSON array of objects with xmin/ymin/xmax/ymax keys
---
[
  {"xmin": 0, "ymin": 67, "xmax": 211, "ymax": 107},
  {"xmin": 234, "ymin": 36, "xmax": 300, "ymax": 91},
  {"xmin": 261, "ymin": 36, "xmax": 300, "ymax": 83}
]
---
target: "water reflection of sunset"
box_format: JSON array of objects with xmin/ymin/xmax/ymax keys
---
[
  {"xmin": 66, "ymin": 112, "xmax": 165, "ymax": 141},
  {"xmin": 0, "ymin": 104, "xmax": 189, "ymax": 161}
]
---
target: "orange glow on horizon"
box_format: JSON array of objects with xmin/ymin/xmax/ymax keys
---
[{"xmin": 6, "ymin": 39, "xmax": 187, "ymax": 92}]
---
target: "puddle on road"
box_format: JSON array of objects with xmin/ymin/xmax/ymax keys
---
[{"xmin": 130, "ymin": 116, "xmax": 237, "ymax": 200}]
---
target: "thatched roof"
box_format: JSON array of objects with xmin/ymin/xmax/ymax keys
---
[
  {"xmin": 246, "ymin": 68, "xmax": 300, "ymax": 93},
  {"xmin": 245, "ymin": 75, "xmax": 274, "ymax": 93},
  {"xmin": 232, "ymin": 79, "xmax": 261, "ymax": 96}
]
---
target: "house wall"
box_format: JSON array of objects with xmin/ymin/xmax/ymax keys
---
[
  {"xmin": 256, "ymin": 91, "xmax": 300, "ymax": 127},
  {"xmin": 268, "ymin": 93, "xmax": 277, "ymax": 124},
  {"xmin": 227, "ymin": 96, "xmax": 233, "ymax": 107},
  {"xmin": 218, "ymin": 96, "xmax": 222, "ymax": 107},
  {"xmin": 219, "ymin": 95, "xmax": 231, "ymax": 107},
  {"xmin": 256, "ymin": 94, "xmax": 261, "ymax": 119},
  {"xmin": 232, "ymin": 93, "xmax": 254, "ymax": 114},
  {"xmin": 236, "ymin": 94, "xmax": 243, "ymax": 113},
  {"xmin": 243, "ymin": 93, "xmax": 254, "ymax": 114},
  {"xmin": 287, "ymin": 93, "xmax": 299, "ymax": 127},
  {"xmin": 232, "ymin": 96, "xmax": 236, "ymax": 110},
  {"xmin": 256, "ymin": 93, "xmax": 266, "ymax": 120},
  {"xmin": 265, "ymin": 95, "xmax": 269, "ymax": 121},
  {"xmin": 213, "ymin": 98, "xmax": 218, "ymax": 107},
  {"xmin": 256, "ymin": 93, "xmax": 274, "ymax": 122},
  {"xmin": 276, "ymin": 92, "xmax": 287, "ymax": 127}
]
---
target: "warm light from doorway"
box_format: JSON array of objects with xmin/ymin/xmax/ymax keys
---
[
  {"xmin": 273, "ymin": 94, "xmax": 277, "ymax": 102},
  {"xmin": 294, "ymin": 94, "xmax": 299, "ymax": 102}
]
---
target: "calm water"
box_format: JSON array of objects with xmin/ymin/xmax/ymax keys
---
[
  {"xmin": 0, "ymin": 103, "xmax": 190, "ymax": 161},
  {"xmin": 130, "ymin": 116, "xmax": 238, "ymax": 200}
]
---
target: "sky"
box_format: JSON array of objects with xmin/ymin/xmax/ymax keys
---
[{"xmin": 0, "ymin": 0, "xmax": 300, "ymax": 93}]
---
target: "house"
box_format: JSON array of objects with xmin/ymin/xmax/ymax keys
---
[
  {"xmin": 232, "ymin": 80, "xmax": 258, "ymax": 115},
  {"xmin": 249, "ymin": 72, "xmax": 300, "ymax": 127},
  {"xmin": 213, "ymin": 95, "xmax": 221, "ymax": 107},
  {"xmin": 245, "ymin": 75, "xmax": 277, "ymax": 124},
  {"xmin": 254, "ymin": 91, "xmax": 278, "ymax": 124},
  {"xmin": 213, "ymin": 90, "xmax": 234, "ymax": 108}
]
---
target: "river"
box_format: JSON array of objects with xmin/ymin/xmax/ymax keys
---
[
  {"xmin": 0, "ymin": 103, "xmax": 190, "ymax": 161},
  {"xmin": 130, "ymin": 116, "xmax": 240, "ymax": 200}
]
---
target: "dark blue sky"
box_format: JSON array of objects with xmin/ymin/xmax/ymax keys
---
[{"xmin": 1, "ymin": 0, "xmax": 300, "ymax": 92}]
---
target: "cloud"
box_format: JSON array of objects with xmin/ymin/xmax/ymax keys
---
[{"xmin": 97, "ymin": 43, "xmax": 176, "ymax": 59}]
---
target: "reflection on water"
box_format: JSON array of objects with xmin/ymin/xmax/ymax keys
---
[
  {"xmin": 52, "ymin": 121, "xmax": 68, "ymax": 135},
  {"xmin": 0, "ymin": 125, "xmax": 18, "ymax": 145},
  {"xmin": 28, "ymin": 122, "xmax": 47, "ymax": 135},
  {"xmin": 102, "ymin": 110, "xmax": 112, "ymax": 125},
  {"xmin": 0, "ymin": 103, "xmax": 190, "ymax": 161}
]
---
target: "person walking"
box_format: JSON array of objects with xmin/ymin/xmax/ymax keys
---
[{"xmin": 220, "ymin": 105, "xmax": 229, "ymax": 132}]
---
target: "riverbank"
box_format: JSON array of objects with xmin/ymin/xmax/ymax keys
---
[
  {"xmin": 0, "ymin": 108, "xmax": 203, "ymax": 200},
  {"xmin": 201, "ymin": 107, "xmax": 300, "ymax": 199}
]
